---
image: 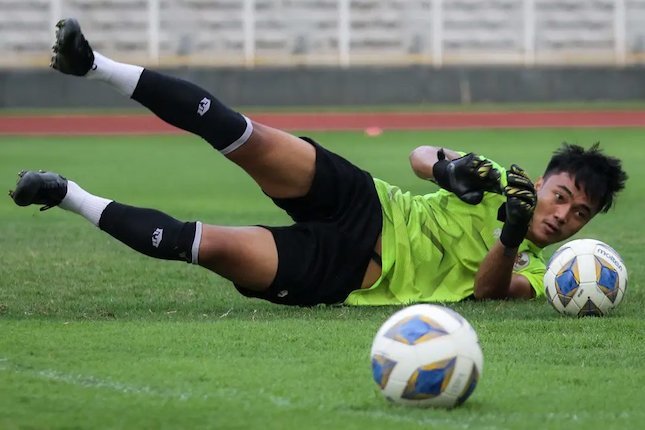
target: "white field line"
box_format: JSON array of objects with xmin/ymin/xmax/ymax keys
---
[
  {"xmin": 0, "ymin": 358, "xmax": 504, "ymax": 428},
  {"xmin": 0, "ymin": 357, "xmax": 576, "ymax": 430},
  {"xmin": 1, "ymin": 356, "xmax": 633, "ymax": 428},
  {"xmin": 0, "ymin": 357, "xmax": 626, "ymax": 427},
  {"xmin": 1, "ymin": 362, "xmax": 258, "ymax": 404}
]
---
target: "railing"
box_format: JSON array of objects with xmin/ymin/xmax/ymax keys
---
[{"xmin": 1, "ymin": 0, "xmax": 645, "ymax": 68}]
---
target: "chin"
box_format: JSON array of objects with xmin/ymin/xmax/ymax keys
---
[
  {"xmin": 528, "ymin": 228, "xmax": 552, "ymax": 248},
  {"xmin": 541, "ymin": 231, "xmax": 564, "ymax": 247}
]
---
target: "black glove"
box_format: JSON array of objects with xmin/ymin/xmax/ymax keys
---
[
  {"xmin": 432, "ymin": 149, "xmax": 502, "ymax": 204},
  {"xmin": 500, "ymin": 164, "xmax": 536, "ymax": 248}
]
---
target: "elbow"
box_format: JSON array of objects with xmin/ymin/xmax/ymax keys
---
[
  {"xmin": 473, "ymin": 275, "xmax": 486, "ymax": 300},
  {"xmin": 473, "ymin": 286, "xmax": 489, "ymax": 301},
  {"xmin": 409, "ymin": 146, "xmax": 435, "ymax": 179},
  {"xmin": 408, "ymin": 147, "xmax": 422, "ymax": 170},
  {"xmin": 409, "ymin": 146, "xmax": 433, "ymax": 162},
  {"xmin": 472, "ymin": 280, "xmax": 488, "ymax": 300},
  {"xmin": 473, "ymin": 288, "xmax": 502, "ymax": 301},
  {"xmin": 473, "ymin": 279, "xmax": 505, "ymax": 300}
]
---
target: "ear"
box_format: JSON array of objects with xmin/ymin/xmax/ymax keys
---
[{"xmin": 534, "ymin": 176, "xmax": 544, "ymax": 191}]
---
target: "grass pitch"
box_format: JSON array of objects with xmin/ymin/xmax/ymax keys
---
[{"xmin": 1, "ymin": 129, "xmax": 644, "ymax": 429}]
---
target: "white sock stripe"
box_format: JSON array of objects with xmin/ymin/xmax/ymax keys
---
[
  {"xmin": 219, "ymin": 116, "xmax": 253, "ymax": 155},
  {"xmin": 191, "ymin": 221, "xmax": 203, "ymax": 264}
]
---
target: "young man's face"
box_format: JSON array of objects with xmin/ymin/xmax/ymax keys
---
[{"xmin": 527, "ymin": 172, "xmax": 597, "ymax": 247}]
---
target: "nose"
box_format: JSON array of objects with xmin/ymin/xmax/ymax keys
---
[{"xmin": 554, "ymin": 205, "xmax": 570, "ymax": 224}]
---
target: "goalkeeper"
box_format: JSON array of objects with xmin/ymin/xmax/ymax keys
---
[{"xmin": 9, "ymin": 18, "xmax": 627, "ymax": 306}]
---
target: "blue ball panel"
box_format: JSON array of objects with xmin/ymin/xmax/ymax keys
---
[
  {"xmin": 372, "ymin": 355, "xmax": 397, "ymax": 389},
  {"xmin": 385, "ymin": 315, "xmax": 448, "ymax": 345}
]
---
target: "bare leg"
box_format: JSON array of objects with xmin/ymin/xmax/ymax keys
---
[
  {"xmin": 226, "ymin": 122, "xmax": 316, "ymax": 199},
  {"xmin": 46, "ymin": 23, "xmax": 342, "ymax": 294},
  {"xmin": 93, "ymin": 199, "xmax": 281, "ymax": 290},
  {"xmin": 92, "ymin": 62, "xmax": 317, "ymax": 199},
  {"xmin": 197, "ymin": 225, "xmax": 278, "ymax": 290},
  {"xmin": 128, "ymin": 69, "xmax": 317, "ymax": 199},
  {"xmin": 8, "ymin": 174, "xmax": 282, "ymax": 291},
  {"xmin": 52, "ymin": 19, "xmax": 318, "ymax": 201}
]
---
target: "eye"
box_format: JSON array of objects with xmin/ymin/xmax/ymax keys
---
[
  {"xmin": 554, "ymin": 192, "xmax": 563, "ymax": 201},
  {"xmin": 575, "ymin": 210, "xmax": 589, "ymax": 220}
]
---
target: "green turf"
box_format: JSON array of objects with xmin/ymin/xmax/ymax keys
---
[{"xmin": 1, "ymin": 129, "xmax": 643, "ymax": 429}]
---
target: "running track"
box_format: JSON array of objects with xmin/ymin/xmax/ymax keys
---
[{"xmin": 2, "ymin": 111, "xmax": 645, "ymax": 135}]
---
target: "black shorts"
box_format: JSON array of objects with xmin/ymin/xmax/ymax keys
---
[{"xmin": 235, "ymin": 137, "xmax": 383, "ymax": 306}]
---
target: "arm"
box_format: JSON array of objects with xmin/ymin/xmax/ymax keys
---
[
  {"xmin": 409, "ymin": 146, "xmax": 463, "ymax": 180},
  {"xmin": 474, "ymin": 164, "xmax": 537, "ymax": 300},
  {"xmin": 474, "ymin": 242, "xmax": 535, "ymax": 299},
  {"xmin": 409, "ymin": 146, "xmax": 502, "ymax": 205}
]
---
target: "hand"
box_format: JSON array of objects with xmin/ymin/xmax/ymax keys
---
[
  {"xmin": 432, "ymin": 150, "xmax": 502, "ymax": 204},
  {"xmin": 500, "ymin": 164, "xmax": 536, "ymax": 248}
]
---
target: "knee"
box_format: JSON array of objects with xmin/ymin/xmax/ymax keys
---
[
  {"xmin": 195, "ymin": 226, "xmax": 278, "ymax": 289},
  {"xmin": 197, "ymin": 226, "xmax": 233, "ymax": 263}
]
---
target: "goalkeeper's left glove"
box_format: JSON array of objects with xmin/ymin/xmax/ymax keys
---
[
  {"xmin": 432, "ymin": 149, "xmax": 502, "ymax": 205},
  {"xmin": 500, "ymin": 164, "xmax": 537, "ymax": 249}
]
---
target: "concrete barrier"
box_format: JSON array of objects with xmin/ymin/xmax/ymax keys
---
[{"xmin": 2, "ymin": 66, "xmax": 645, "ymax": 109}]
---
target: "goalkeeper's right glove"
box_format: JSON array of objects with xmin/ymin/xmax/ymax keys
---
[
  {"xmin": 432, "ymin": 149, "xmax": 502, "ymax": 205},
  {"xmin": 500, "ymin": 164, "xmax": 536, "ymax": 249}
]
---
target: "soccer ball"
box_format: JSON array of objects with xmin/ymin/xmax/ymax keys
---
[
  {"xmin": 370, "ymin": 304, "xmax": 483, "ymax": 408},
  {"xmin": 544, "ymin": 239, "xmax": 628, "ymax": 317}
]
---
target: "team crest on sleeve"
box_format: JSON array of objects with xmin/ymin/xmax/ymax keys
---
[{"xmin": 514, "ymin": 252, "xmax": 530, "ymax": 270}]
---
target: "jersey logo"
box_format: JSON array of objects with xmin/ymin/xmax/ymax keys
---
[{"xmin": 514, "ymin": 252, "xmax": 530, "ymax": 270}]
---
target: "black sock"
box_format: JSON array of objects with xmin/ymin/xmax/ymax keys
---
[
  {"xmin": 98, "ymin": 202, "xmax": 198, "ymax": 263},
  {"xmin": 131, "ymin": 69, "xmax": 250, "ymax": 153}
]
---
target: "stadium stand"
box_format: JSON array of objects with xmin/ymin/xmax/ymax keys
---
[{"xmin": 1, "ymin": 0, "xmax": 645, "ymax": 66}]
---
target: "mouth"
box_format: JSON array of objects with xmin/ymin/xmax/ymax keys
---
[{"xmin": 543, "ymin": 221, "xmax": 560, "ymax": 236}]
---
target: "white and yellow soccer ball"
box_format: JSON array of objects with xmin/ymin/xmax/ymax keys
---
[
  {"xmin": 370, "ymin": 304, "xmax": 483, "ymax": 408},
  {"xmin": 544, "ymin": 238, "xmax": 628, "ymax": 317}
]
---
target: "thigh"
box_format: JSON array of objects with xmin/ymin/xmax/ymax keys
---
[
  {"xmin": 225, "ymin": 121, "xmax": 317, "ymax": 199},
  {"xmin": 271, "ymin": 138, "xmax": 380, "ymax": 228},
  {"xmin": 235, "ymin": 219, "xmax": 381, "ymax": 306}
]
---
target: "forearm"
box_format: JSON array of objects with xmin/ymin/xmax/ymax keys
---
[
  {"xmin": 409, "ymin": 146, "xmax": 461, "ymax": 180},
  {"xmin": 474, "ymin": 242, "xmax": 516, "ymax": 299}
]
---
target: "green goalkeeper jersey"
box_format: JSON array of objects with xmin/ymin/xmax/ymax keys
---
[{"xmin": 345, "ymin": 169, "xmax": 545, "ymax": 305}]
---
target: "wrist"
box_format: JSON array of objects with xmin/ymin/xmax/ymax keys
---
[
  {"xmin": 502, "ymin": 245, "xmax": 519, "ymax": 258},
  {"xmin": 500, "ymin": 221, "xmax": 528, "ymax": 248},
  {"xmin": 431, "ymin": 159, "xmax": 451, "ymax": 188}
]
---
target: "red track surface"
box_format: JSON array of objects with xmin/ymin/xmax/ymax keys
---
[{"xmin": 2, "ymin": 111, "xmax": 645, "ymax": 135}]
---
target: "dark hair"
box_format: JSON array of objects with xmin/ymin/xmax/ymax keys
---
[{"xmin": 543, "ymin": 143, "xmax": 627, "ymax": 213}]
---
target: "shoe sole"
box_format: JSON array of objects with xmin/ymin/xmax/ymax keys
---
[
  {"xmin": 55, "ymin": 18, "xmax": 81, "ymax": 53},
  {"xmin": 12, "ymin": 171, "xmax": 42, "ymax": 207},
  {"xmin": 51, "ymin": 18, "xmax": 91, "ymax": 75}
]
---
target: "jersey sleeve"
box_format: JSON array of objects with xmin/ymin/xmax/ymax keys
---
[{"xmin": 513, "ymin": 250, "xmax": 546, "ymax": 298}]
